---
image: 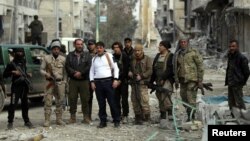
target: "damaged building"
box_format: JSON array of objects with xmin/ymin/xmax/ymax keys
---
[{"xmin": 192, "ymin": 0, "xmax": 250, "ymax": 59}]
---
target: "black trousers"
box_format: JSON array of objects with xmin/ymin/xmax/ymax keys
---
[
  {"xmin": 88, "ymin": 83, "xmax": 93, "ymax": 118},
  {"xmin": 115, "ymin": 81, "xmax": 129, "ymax": 117},
  {"xmin": 31, "ymin": 34, "xmax": 42, "ymax": 46},
  {"xmin": 8, "ymin": 84, "xmax": 30, "ymax": 123},
  {"xmin": 95, "ymin": 79, "xmax": 120, "ymax": 123},
  {"xmin": 228, "ymin": 85, "xmax": 246, "ymax": 110}
]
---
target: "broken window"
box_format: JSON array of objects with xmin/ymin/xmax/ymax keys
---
[
  {"xmin": 163, "ymin": 5, "xmax": 167, "ymax": 12},
  {"xmin": 163, "ymin": 17, "xmax": 167, "ymax": 26}
]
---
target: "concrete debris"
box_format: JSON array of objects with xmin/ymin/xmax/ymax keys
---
[
  {"xmin": 159, "ymin": 119, "xmax": 172, "ymax": 130},
  {"xmin": 26, "ymin": 134, "xmax": 44, "ymax": 141},
  {"xmin": 179, "ymin": 121, "xmax": 203, "ymax": 131},
  {"xmin": 0, "ymin": 134, "xmax": 8, "ymax": 140},
  {"xmin": 231, "ymin": 107, "xmax": 250, "ymax": 124}
]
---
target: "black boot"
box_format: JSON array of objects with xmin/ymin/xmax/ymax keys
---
[
  {"xmin": 134, "ymin": 115, "xmax": 143, "ymax": 125},
  {"xmin": 160, "ymin": 111, "xmax": 166, "ymax": 119},
  {"xmin": 167, "ymin": 109, "xmax": 173, "ymax": 120},
  {"xmin": 186, "ymin": 108, "xmax": 195, "ymax": 122},
  {"xmin": 144, "ymin": 114, "xmax": 151, "ymax": 122}
]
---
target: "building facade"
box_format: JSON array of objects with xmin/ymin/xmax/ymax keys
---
[
  {"xmin": 0, "ymin": 0, "xmax": 95, "ymax": 45},
  {"xmin": 155, "ymin": 0, "xmax": 186, "ymax": 43},
  {"xmin": 39, "ymin": 0, "xmax": 95, "ymax": 44},
  {"xmin": 0, "ymin": 0, "xmax": 40, "ymax": 44},
  {"xmin": 192, "ymin": 0, "xmax": 250, "ymax": 58}
]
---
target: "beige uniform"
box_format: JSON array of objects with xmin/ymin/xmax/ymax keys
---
[{"xmin": 40, "ymin": 55, "xmax": 66, "ymax": 118}]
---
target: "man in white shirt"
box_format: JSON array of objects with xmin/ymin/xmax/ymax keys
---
[{"xmin": 89, "ymin": 41, "xmax": 120, "ymax": 128}]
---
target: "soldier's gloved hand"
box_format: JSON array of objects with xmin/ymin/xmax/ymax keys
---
[
  {"xmin": 136, "ymin": 74, "xmax": 142, "ymax": 81},
  {"xmin": 175, "ymin": 83, "xmax": 179, "ymax": 89},
  {"xmin": 128, "ymin": 71, "xmax": 133, "ymax": 78}
]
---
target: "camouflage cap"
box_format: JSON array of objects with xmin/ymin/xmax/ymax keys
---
[
  {"xmin": 50, "ymin": 40, "xmax": 61, "ymax": 49},
  {"xmin": 179, "ymin": 34, "xmax": 189, "ymax": 41}
]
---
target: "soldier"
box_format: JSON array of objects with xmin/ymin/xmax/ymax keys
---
[
  {"xmin": 65, "ymin": 39, "xmax": 92, "ymax": 124},
  {"xmin": 40, "ymin": 40, "xmax": 66, "ymax": 127},
  {"xmin": 3, "ymin": 48, "xmax": 33, "ymax": 129},
  {"xmin": 150, "ymin": 41, "xmax": 174, "ymax": 122},
  {"xmin": 128, "ymin": 44, "xmax": 152, "ymax": 125},
  {"xmin": 225, "ymin": 39, "xmax": 250, "ymax": 115},
  {"xmin": 87, "ymin": 39, "xmax": 96, "ymax": 120},
  {"xmin": 28, "ymin": 15, "xmax": 43, "ymax": 46},
  {"xmin": 111, "ymin": 41, "xmax": 130, "ymax": 123},
  {"xmin": 173, "ymin": 36, "xmax": 204, "ymax": 121}
]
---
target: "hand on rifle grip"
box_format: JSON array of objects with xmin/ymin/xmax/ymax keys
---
[{"xmin": 175, "ymin": 83, "xmax": 179, "ymax": 89}]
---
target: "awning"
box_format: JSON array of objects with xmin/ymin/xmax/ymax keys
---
[
  {"xmin": 226, "ymin": 7, "xmax": 250, "ymax": 13},
  {"xmin": 192, "ymin": 0, "xmax": 211, "ymax": 12},
  {"xmin": 192, "ymin": 0, "xmax": 230, "ymax": 13}
]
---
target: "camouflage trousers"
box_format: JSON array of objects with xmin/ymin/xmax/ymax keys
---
[
  {"xmin": 44, "ymin": 81, "xmax": 66, "ymax": 115},
  {"xmin": 156, "ymin": 80, "xmax": 173, "ymax": 112},
  {"xmin": 131, "ymin": 84, "xmax": 150, "ymax": 115},
  {"xmin": 228, "ymin": 85, "xmax": 246, "ymax": 110},
  {"xmin": 180, "ymin": 81, "xmax": 197, "ymax": 108}
]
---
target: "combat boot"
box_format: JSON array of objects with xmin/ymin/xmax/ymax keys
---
[
  {"xmin": 167, "ymin": 109, "xmax": 173, "ymax": 121},
  {"xmin": 160, "ymin": 111, "xmax": 166, "ymax": 119},
  {"xmin": 144, "ymin": 114, "xmax": 151, "ymax": 122},
  {"xmin": 43, "ymin": 113, "xmax": 51, "ymax": 127},
  {"xmin": 82, "ymin": 115, "xmax": 91, "ymax": 124},
  {"xmin": 56, "ymin": 113, "xmax": 66, "ymax": 126},
  {"xmin": 67, "ymin": 114, "xmax": 76, "ymax": 124},
  {"xmin": 186, "ymin": 108, "xmax": 195, "ymax": 122},
  {"xmin": 134, "ymin": 114, "xmax": 143, "ymax": 125}
]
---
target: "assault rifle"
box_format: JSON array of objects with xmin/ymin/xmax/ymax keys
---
[
  {"xmin": 147, "ymin": 83, "xmax": 173, "ymax": 94},
  {"xmin": 45, "ymin": 64, "xmax": 56, "ymax": 90},
  {"xmin": 12, "ymin": 63, "xmax": 33, "ymax": 91},
  {"xmin": 128, "ymin": 78, "xmax": 143, "ymax": 112}
]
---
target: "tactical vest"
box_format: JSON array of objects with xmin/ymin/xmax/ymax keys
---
[{"xmin": 153, "ymin": 52, "xmax": 170, "ymax": 82}]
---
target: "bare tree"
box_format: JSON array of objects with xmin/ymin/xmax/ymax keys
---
[{"xmin": 99, "ymin": 0, "xmax": 138, "ymax": 47}]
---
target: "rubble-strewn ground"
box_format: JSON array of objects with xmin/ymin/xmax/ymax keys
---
[{"xmin": 0, "ymin": 69, "xmax": 249, "ymax": 141}]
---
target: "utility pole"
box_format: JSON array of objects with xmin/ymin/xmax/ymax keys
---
[
  {"xmin": 13, "ymin": 0, "xmax": 18, "ymax": 44},
  {"xmin": 55, "ymin": 0, "xmax": 59, "ymax": 38},
  {"xmin": 96, "ymin": 0, "xmax": 100, "ymax": 42},
  {"xmin": 173, "ymin": 0, "xmax": 176, "ymax": 45}
]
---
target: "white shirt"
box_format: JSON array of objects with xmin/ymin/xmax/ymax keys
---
[{"xmin": 89, "ymin": 52, "xmax": 119, "ymax": 81}]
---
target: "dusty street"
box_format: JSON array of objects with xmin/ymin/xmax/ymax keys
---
[{"xmin": 0, "ymin": 69, "xmax": 249, "ymax": 141}]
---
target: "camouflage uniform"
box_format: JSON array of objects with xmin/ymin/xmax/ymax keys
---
[
  {"xmin": 174, "ymin": 47, "xmax": 204, "ymax": 120},
  {"xmin": 40, "ymin": 54, "xmax": 66, "ymax": 126},
  {"xmin": 130, "ymin": 54, "xmax": 152, "ymax": 122}
]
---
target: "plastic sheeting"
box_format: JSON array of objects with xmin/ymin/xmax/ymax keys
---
[{"xmin": 201, "ymin": 95, "xmax": 250, "ymax": 104}]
